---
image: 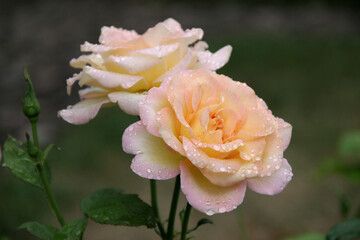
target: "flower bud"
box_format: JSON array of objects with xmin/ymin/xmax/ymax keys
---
[{"xmin": 22, "ymin": 68, "xmax": 40, "ymax": 121}]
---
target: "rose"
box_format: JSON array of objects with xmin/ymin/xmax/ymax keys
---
[
  {"xmin": 122, "ymin": 69, "xmax": 293, "ymax": 215},
  {"xmin": 59, "ymin": 18, "xmax": 232, "ymax": 124}
]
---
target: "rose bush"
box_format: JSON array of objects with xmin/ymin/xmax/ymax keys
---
[
  {"xmin": 59, "ymin": 18, "xmax": 232, "ymax": 124},
  {"xmin": 122, "ymin": 69, "xmax": 293, "ymax": 215}
]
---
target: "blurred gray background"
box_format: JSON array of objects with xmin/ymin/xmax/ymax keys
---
[{"xmin": 1, "ymin": 0, "xmax": 360, "ymax": 239}]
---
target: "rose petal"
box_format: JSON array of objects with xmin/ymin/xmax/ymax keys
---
[
  {"xmin": 79, "ymin": 87, "xmax": 108, "ymax": 99},
  {"xmin": 195, "ymin": 45, "xmax": 232, "ymax": 71},
  {"xmin": 139, "ymin": 85, "xmax": 171, "ymax": 137},
  {"xmin": 259, "ymin": 132, "xmax": 285, "ymax": 174},
  {"xmin": 99, "ymin": 26, "xmax": 139, "ymax": 45},
  {"xmin": 162, "ymin": 18, "xmax": 183, "ymax": 33},
  {"xmin": 157, "ymin": 107, "xmax": 186, "ymax": 156},
  {"xmin": 105, "ymin": 55, "xmax": 162, "ymax": 74},
  {"xmin": 58, "ymin": 97, "xmax": 110, "ymax": 125},
  {"xmin": 239, "ymin": 138, "xmax": 266, "ymax": 161},
  {"xmin": 80, "ymin": 41, "xmax": 117, "ymax": 52},
  {"xmin": 180, "ymin": 160, "xmax": 247, "ymax": 215},
  {"xmin": 131, "ymin": 43, "xmax": 179, "ymax": 58},
  {"xmin": 108, "ymin": 91, "xmax": 147, "ymax": 115},
  {"xmin": 237, "ymin": 108, "xmax": 276, "ymax": 139},
  {"xmin": 247, "ymin": 159, "xmax": 293, "ymax": 195},
  {"xmin": 152, "ymin": 50, "xmax": 193, "ymax": 86},
  {"xmin": 70, "ymin": 54, "xmax": 104, "ymax": 69},
  {"xmin": 66, "ymin": 72, "xmax": 82, "ymax": 95},
  {"xmin": 182, "ymin": 137, "xmax": 242, "ymax": 173},
  {"xmin": 143, "ymin": 20, "xmax": 174, "ymax": 47},
  {"xmin": 79, "ymin": 66, "xmax": 148, "ymax": 91},
  {"xmin": 276, "ymin": 118, "xmax": 292, "ymax": 151},
  {"xmin": 122, "ymin": 121, "xmax": 183, "ymax": 180}
]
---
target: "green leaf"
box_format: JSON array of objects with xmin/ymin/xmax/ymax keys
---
[
  {"xmin": 187, "ymin": 218, "xmax": 214, "ymax": 234},
  {"xmin": 326, "ymin": 218, "xmax": 360, "ymax": 240},
  {"xmin": 40, "ymin": 144, "xmax": 55, "ymax": 165},
  {"xmin": 54, "ymin": 218, "xmax": 88, "ymax": 240},
  {"xmin": 339, "ymin": 195, "xmax": 351, "ymax": 219},
  {"xmin": 2, "ymin": 136, "xmax": 51, "ymax": 190},
  {"xmin": 338, "ymin": 131, "xmax": 360, "ymax": 158},
  {"xmin": 316, "ymin": 158, "xmax": 360, "ymax": 183},
  {"xmin": 81, "ymin": 188, "xmax": 156, "ymax": 228},
  {"xmin": 283, "ymin": 233, "xmax": 325, "ymax": 240},
  {"xmin": 18, "ymin": 221, "xmax": 58, "ymax": 240}
]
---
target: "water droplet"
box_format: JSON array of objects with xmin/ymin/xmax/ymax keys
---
[
  {"xmin": 206, "ymin": 209, "xmax": 215, "ymax": 216},
  {"xmin": 219, "ymin": 207, "xmax": 226, "ymax": 213}
]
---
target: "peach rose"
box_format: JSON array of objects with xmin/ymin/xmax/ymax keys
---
[
  {"xmin": 59, "ymin": 18, "xmax": 232, "ymax": 124},
  {"xmin": 122, "ymin": 69, "xmax": 293, "ymax": 215}
]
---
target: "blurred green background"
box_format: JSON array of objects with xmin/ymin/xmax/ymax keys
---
[{"xmin": 1, "ymin": 0, "xmax": 360, "ymax": 239}]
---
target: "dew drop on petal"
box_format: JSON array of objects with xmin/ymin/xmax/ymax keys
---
[
  {"xmin": 219, "ymin": 207, "xmax": 227, "ymax": 213},
  {"xmin": 206, "ymin": 209, "xmax": 215, "ymax": 216}
]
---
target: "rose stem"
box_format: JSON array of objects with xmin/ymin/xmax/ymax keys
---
[
  {"xmin": 31, "ymin": 120, "xmax": 66, "ymax": 227},
  {"xmin": 237, "ymin": 205, "xmax": 249, "ymax": 240},
  {"xmin": 180, "ymin": 202, "xmax": 192, "ymax": 240},
  {"xmin": 150, "ymin": 180, "xmax": 166, "ymax": 239},
  {"xmin": 166, "ymin": 175, "xmax": 181, "ymax": 240}
]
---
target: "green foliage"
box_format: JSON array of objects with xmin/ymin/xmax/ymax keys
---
[
  {"xmin": 338, "ymin": 131, "xmax": 360, "ymax": 158},
  {"xmin": 316, "ymin": 158, "xmax": 360, "ymax": 183},
  {"xmin": 326, "ymin": 218, "xmax": 360, "ymax": 240},
  {"xmin": 19, "ymin": 218, "xmax": 88, "ymax": 240},
  {"xmin": 339, "ymin": 195, "xmax": 351, "ymax": 219},
  {"xmin": 283, "ymin": 233, "xmax": 325, "ymax": 240},
  {"xmin": 18, "ymin": 222, "xmax": 58, "ymax": 240},
  {"xmin": 187, "ymin": 219, "xmax": 214, "ymax": 234},
  {"xmin": 53, "ymin": 218, "xmax": 88, "ymax": 240},
  {"xmin": 22, "ymin": 68, "xmax": 40, "ymax": 120},
  {"xmin": 81, "ymin": 188, "xmax": 156, "ymax": 228},
  {"xmin": 2, "ymin": 136, "xmax": 51, "ymax": 190}
]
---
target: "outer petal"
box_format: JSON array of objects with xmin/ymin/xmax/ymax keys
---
[
  {"xmin": 79, "ymin": 66, "xmax": 148, "ymax": 91},
  {"xmin": 139, "ymin": 85, "xmax": 171, "ymax": 137},
  {"xmin": 66, "ymin": 72, "xmax": 82, "ymax": 95},
  {"xmin": 58, "ymin": 97, "xmax": 110, "ymax": 125},
  {"xmin": 247, "ymin": 159, "xmax": 293, "ymax": 195},
  {"xmin": 123, "ymin": 121, "xmax": 184, "ymax": 180},
  {"xmin": 276, "ymin": 118, "xmax": 292, "ymax": 151},
  {"xmin": 70, "ymin": 54, "xmax": 104, "ymax": 69},
  {"xmin": 99, "ymin": 26, "xmax": 139, "ymax": 45},
  {"xmin": 108, "ymin": 91, "xmax": 147, "ymax": 115},
  {"xmin": 180, "ymin": 160, "xmax": 247, "ymax": 215},
  {"xmin": 195, "ymin": 45, "xmax": 232, "ymax": 71}
]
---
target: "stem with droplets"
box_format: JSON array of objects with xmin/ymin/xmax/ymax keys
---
[
  {"xmin": 150, "ymin": 180, "xmax": 166, "ymax": 239},
  {"xmin": 166, "ymin": 175, "xmax": 181, "ymax": 240},
  {"xmin": 180, "ymin": 202, "xmax": 192, "ymax": 240},
  {"xmin": 31, "ymin": 120, "xmax": 65, "ymax": 227}
]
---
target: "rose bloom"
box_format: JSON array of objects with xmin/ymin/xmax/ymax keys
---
[
  {"xmin": 122, "ymin": 69, "xmax": 293, "ymax": 215},
  {"xmin": 59, "ymin": 18, "xmax": 232, "ymax": 124}
]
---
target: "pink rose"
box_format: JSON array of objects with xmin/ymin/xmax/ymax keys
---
[
  {"xmin": 59, "ymin": 18, "xmax": 232, "ymax": 124},
  {"xmin": 122, "ymin": 69, "xmax": 293, "ymax": 215}
]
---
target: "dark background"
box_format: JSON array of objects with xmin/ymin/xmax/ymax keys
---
[{"xmin": 1, "ymin": 0, "xmax": 360, "ymax": 239}]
